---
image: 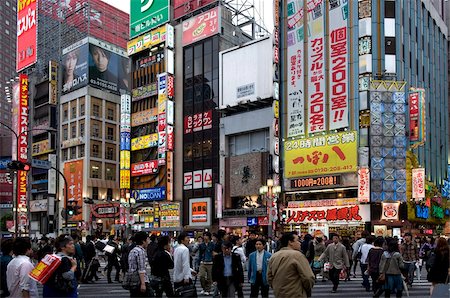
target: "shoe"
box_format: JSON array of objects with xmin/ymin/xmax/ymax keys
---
[
  {"xmin": 332, "ymin": 289, "xmax": 337, "ymax": 293},
  {"xmin": 204, "ymin": 292, "xmax": 210, "ymax": 296},
  {"xmin": 200, "ymin": 290, "xmax": 205, "ymax": 295}
]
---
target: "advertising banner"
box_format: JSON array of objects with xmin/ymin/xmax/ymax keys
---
[
  {"xmin": 328, "ymin": 0, "xmax": 349, "ymax": 130},
  {"xmin": 49, "ymin": 60, "xmax": 58, "ymax": 105},
  {"xmin": 17, "ymin": 74, "xmax": 29, "ymax": 229},
  {"xmin": 32, "ymin": 140, "xmax": 51, "ymax": 156},
  {"xmin": 120, "ymin": 170, "xmax": 130, "ymax": 189},
  {"xmin": 412, "ymin": 168, "xmax": 425, "ymax": 200},
  {"xmin": 167, "ymin": 125, "xmax": 174, "ymax": 151},
  {"xmin": 127, "ymin": 25, "xmax": 168, "ymax": 56},
  {"xmin": 17, "ymin": 0, "xmax": 37, "ymax": 72},
  {"xmin": 166, "ymin": 152, "xmax": 173, "ymax": 201},
  {"xmin": 120, "ymin": 132, "xmax": 131, "ymax": 151},
  {"xmin": 358, "ymin": 167, "xmax": 370, "ymax": 203},
  {"xmin": 182, "ymin": 7, "xmax": 220, "ymax": 46},
  {"xmin": 0, "ymin": 171, "xmax": 13, "ymax": 204},
  {"xmin": 30, "ymin": 199, "xmax": 48, "ymax": 212},
  {"xmin": 184, "ymin": 111, "xmax": 213, "ymax": 134},
  {"xmin": 131, "ymin": 134, "xmax": 159, "ymax": 151},
  {"xmin": 132, "ymin": 187, "xmax": 166, "ymax": 201},
  {"xmin": 63, "ymin": 160, "xmax": 83, "ymax": 222},
  {"xmin": 189, "ymin": 198, "xmax": 211, "ymax": 226},
  {"xmin": 409, "ymin": 92, "xmax": 419, "ymax": 142},
  {"xmin": 285, "ymin": 199, "xmax": 370, "ymax": 224},
  {"xmin": 184, "ymin": 169, "xmax": 213, "ymax": 190},
  {"xmin": 160, "ymin": 202, "xmax": 180, "ymax": 228},
  {"xmin": 286, "ymin": 0, "xmax": 305, "ymax": 137},
  {"xmin": 380, "ymin": 202, "xmax": 400, "ymax": 221},
  {"xmin": 174, "ymin": 0, "xmax": 218, "ymax": 20},
  {"xmin": 284, "ymin": 131, "xmax": 357, "ymax": 178},
  {"xmin": 131, "ymin": 160, "xmax": 158, "ymax": 176},
  {"xmin": 120, "ymin": 151, "xmax": 130, "ymax": 170},
  {"xmin": 132, "ymin": 83, "xmax": 157, "ymax": 101},
  {"xmin": 130, "ymin": 0, "xmax": 169, "ymax": 38},
  {"xmin": 307, "ymin": 0, "xmax": 326, "ymax": 133},
  {"xmin": 131, "ymin": 109, "xmax": 158, "ymax": 127},
  {"xmin": 62, "ymin": 42, "xmax": 89, "ymax": 94}
]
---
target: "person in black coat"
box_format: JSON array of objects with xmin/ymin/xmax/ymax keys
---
[
  {"xmin": 82, "ymin": 235, "xmax": 98, "ymax": 283},
  {"xmin": 151, "ymin": 236, "xmax": 174, "ymax": 297},
  {"xmin": 212, "ymin": 241, "xmax": 244, "ymax": 298},
  {"xmin": 427, "ymin": 237, "xmax": 450, "ymax": 287},
  {"xmin": 245, "ymin": 232, "xmax": 258, "ymax": 258},
  {"xmin": 106, "ymin": 235, "xmax": 121, "ymax": 283}
]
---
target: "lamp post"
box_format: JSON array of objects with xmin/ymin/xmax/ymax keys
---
[
  {"xmin": 0, "ymin": 121, "xmax": 57, "ymax": 236},
  {"xmin": 260, "ymin": 179, "xmax": 281, "ymax": 238}
]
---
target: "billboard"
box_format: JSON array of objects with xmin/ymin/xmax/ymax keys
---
[
  {"xmin": 328, "ymin": 0, "xmax": 349, "ymax": 130},
  {"xmin": 409, "ymin": 88, "xmax": 426, "ymax": 143},
  {"xmin": 63, "ymin": 160, "xmax": 83, "ymax": 222},
  {"xmin": 286, "ymin": 0, "xmax": 305, "ymax": 137},
  {"xmin": 358, "ymin": 167, "xmax": 370, "ymax": 203},
  {"xmin": 17, "ymin": 0, "xmax": 37, "ymax": 72},
  {"xmin": 412, "ymin": 168, "xmax": 425, "ymax": 200},
  {"xmin": 131, "ymin": 134, "xmax": 159, "ymax": 151},
  {"xmin": 131, "ymin": 108, "xmax": 158, "ymax": 127},
  {"xmin": 159, "ymin": 202, "xmax": 180, "ymax": 228},
  {"xmin": 0, "ymin": 171, "xmax": 13, "ymax": 204},
  {"xmin": 174, "ymin": 0, "xmax": 218, "ymax": 20},
  {"xmin": 127, "ymin": 24, "xmax": 169, "ymax": 56},
  {"xmin": 62, "ymin": 38, "xmax": 129, "ymax": 95},
  {"xmin": 307, "ymin": 0, "xmax": 326, "ymax": 133},
  {"xmin": 132, "ymin": 187, "xmax": 166, "ymax": 201},
  {"xmin": 182, "ymin": 6, "xmax": 220, "ymax": 46},
  {"xmin": 130, "ymin": 0, "xmax": 169, "ymax": 38},
  {"xmin": 220, "ymin": 37, "xmax": 273, "ymax": 107},
  {"xmin": 284, "ymin": 131, "xmax": 357, "ymax": 178},
  {"xmin": 189, "ymin": 197, "xmax": 211, "ymax": 226},
  {"xmin": 49, "ymin": 60, "xmax": 58, "ymax": 105},
  {"xmin": 131, "ymin": 160, "xmax": 159, "ymax": 176}
]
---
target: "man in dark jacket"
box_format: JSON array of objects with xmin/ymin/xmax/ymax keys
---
[
  {"xmin": 82, "ymin": 235, "xmax": 99, "ymax": 283},
  {"xmin": 212, "ymin": 241, "xmax": 244, "ymax": 298},
  {"xmin": 106, "ymin": 235, "xmax": 121, "ymax": 283},
  {"xmin": 147, "ymin": 234, "xmax": 158, "ymax": 265},
  {"xmin": 245, "ymin": 231, "xmax": 257, "ymax": 258},
  {"xmin": 151, "ymin": 236, "xmax": 174, "ymax": 297}
]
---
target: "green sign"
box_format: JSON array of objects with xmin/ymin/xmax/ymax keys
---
[{"xmin": 130, "ymin": 0, "xmax": 169, "ymax": 39}]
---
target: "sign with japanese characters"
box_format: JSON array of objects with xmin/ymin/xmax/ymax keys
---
[
  {"xmin": 120, "ymin": 170, "xmax": 130, "ymax": 188},
  {"xmin": 290, "ymin": 175, "xmax": 341, "ymax": 189},
  {"xmin": 380, "ymin": 202, "xmax": 399, "ymax": 221},
  {"xmin": 189, "ymin": 197, "xmax": 211, "ymax": 226},
  {"xmin": 328, "ymin": 0, "xmax": 349, "ymax": 130},
  {"xmin": 307, "ymin": 0, "xmax": 326, "ymax": 133},
  {"xmin": 412, "ymin": 168, "xmax": 425, "ymax": 200},
  {"xmin": 358, "ymin": 167, "xmax": 370, "ymax": 203},
  {"xmin": 184, "ymin": 111, "xmax": 213, "ymax": 134},
  {"xmin": 131, "ymin": 160, "xmax": 158, "ymax": 176},
  {"xmin": 159, "ymin": 202, "xmax": 180, "ymax": 228},
  {"xmin": 63, "ymin": 160, "xmax": 83, "ymax": 221},
  {"xmin": 132, "ymin": 187, "xmax": 166, "ymax": 201},
  {"xmin": 131, "ymin": 133, "xmax": 159, "ymax": 151},
  {"xmin": 127, "ymin": 25, "xmax": 168, "ymax": 55},
  {"xmin": 183, "ymin": 169, "xmax": 213, "ymax": 190},
  {"xmin": 286, "ymin": 0, "xmax": 305, "ymax": 137},
  {"xmin": 284, "ymin": 131, "xmax": 357, "ymax": 178},
  {"xmin": 409, "ymin": 88, "xmax": 426, "ymax": 143},
  {"xmin": 131, "ymin": 108, "xmax": 158, "ymax": 127},
  {"xmin": 173, "ymin": 0, "xmax": 218, "ymax": 20},
  {"xmin": 17, "ymin": 0, "xmax": 37, "ymax": 72},
  {"xmin": 285, "ymin": 198, "xmax": 370, "ymax": 224},
  {"xmin": 182, "ymin": 7, "xmax": 220, "ymax": 46},
  {"xmin": 130, "ymin": 0, "xmax": 169, "ymax": 39}
]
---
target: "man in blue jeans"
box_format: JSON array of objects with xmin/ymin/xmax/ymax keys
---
[
  {"xmin": 400, "ymin": 233, "xmax": 418, "ymax": 286},
  {"xmin": 359, "ymin": 235, "xmax": 375, "ymax": 291}
]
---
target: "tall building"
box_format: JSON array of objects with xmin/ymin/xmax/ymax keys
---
[{"xmin": 280, "ymin": 0, "xmax": 449, "ymax": 237}]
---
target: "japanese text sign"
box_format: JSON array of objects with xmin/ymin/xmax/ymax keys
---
[
  {"xmin": 412, "ymin": 168, "xmax": 425, "ymax": 200},
  {"xmin": 381, "ymin": 202, "xmax": 399, "ymax": 220},
  {"xmin": 17, "ymin": 0, "xmax": 37, "ymax": 71},
  {"xmin": 131, "ymin": 160, "xmax": 158, "ymax": 176},
  {"xmin": 189, "ymin": 197, "xmax": 211, "ymax": 226},
  {"xmin": 120, "ymin": 170, "xmax": 130, "ymax": 189},
  {"xmin": 284, "ymin": 131, "xmax": 357, "ymax": 178},
  {"xmin": 409, "ymin": 92, "xmax": 419, "ymax": 142},
  {"xmin": 130, "ymin": 0, "xmax": 169, "ymax": 39},
  {"xmin": 131, "ymin": 133, "xmax": 158, "ymax": 151},
  {"xmin": 182, "ymin": 7, "xmax": 220, "ymax": 46},
  {"xmin": 174, "ymin": 0, "xmax": 217, "ymax": 20},
  {"xmin": 184, "ymin": 169, "xmax": 213, "ymax": 190},
  {"xmin": 63, "ymin": 160, "xmax": 83, "ymax": 221},
  {"xmin": 358, "ymin": 167, "xmax": 370, "ymax": 203},
  {"xmin": 127, "ymin": 24, "xmax": 167, "ymax": 55}
]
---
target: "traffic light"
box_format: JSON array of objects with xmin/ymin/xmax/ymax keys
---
[
  {"xmin": 7, "ymin": 161, "xmax": 30, "ymax": 171},
  {"xmin": 67, "ymin": 205, "xmax": 75, "ymax": 216}
]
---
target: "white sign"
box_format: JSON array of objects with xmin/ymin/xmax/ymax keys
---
[
  {"xmin": 285, "ymin": 204, "xmax": 370, "ymax": 224},
  {"xmin": 184, "ymin": 169, "xmax": 213, "ymax": 190},
  {"xmin": 358, "ymin": 167, "xmax": 370, "ymax": 203},
  {"xmin": 380, "ymin": 202, "xmax": 400, "ymax": 221},
  {"xmin": 30, "ymin": 199, "xmax": 48, "ymax": 212},
  {"xmin": 412, "ymin": 168, "xmax": 425, "ymax": 200},
  {"xmin": 216, "ymin": 183, "xmax": 223, "ymax": 219}
]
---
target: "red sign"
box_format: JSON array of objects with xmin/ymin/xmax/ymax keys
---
[
  {"xmin": 158, "ymin": 112, "xmax": 167, "ymax": 132},
  {"xmin": 203, "ymin": 110, "xmax": 212, "ymax": 129},
  {"xmin": 409, "ymin": 92, "xmax": 419, "ymax": 142},
  {"xmin": 258, "ymin": 216, "xmax": 269, "ymax": 226},
  {"xmin": 174, "ymin": 0, "xmax": 217, "ymax": 20},
  {"xmin": 17, "ymin": 74, "xmax": 29, "ymax": 229},
  {"xmin": 182, "ymin": 6, "xmax": 220, "ymax": 46},
  {"xmin": 131, "ymin": 160, "xmax": 158, "ymax": 176},
  {"xmin": 167, "ymin": 125, "xmax": 174, "ymax": 151},
  {"xmin": 193, "ymin": 112, "xmax": 203, "ymax": 132},
  {"xmin": 17, "ymin": 0, "xmax": 37, "ymax": 71},
  {"xmin": 167, "ymin": 74, "xmax": 174, "ymax": 98},
  {"xmin": 0, "ymin": 171, "xmax": 13, "ymax": 204},
  {"xmin": 184, "ymin": 115, "xmax": 193, "ymax": 134},
  {"xmin": 286, "ymin": 205, "xmax": 367, "ymax": 224}
]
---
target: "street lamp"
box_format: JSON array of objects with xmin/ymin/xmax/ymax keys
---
[
  {"xmin": 260, "ymin": 179, "xmax": 281, "ymax": 238},
  {"xmin": 0, "ymin": 121, "xmax": 57, "ymax": 236}
]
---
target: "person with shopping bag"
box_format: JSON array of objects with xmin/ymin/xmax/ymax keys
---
[{"xmin": 318, "ymin": 234, "xmax": 350, "ymax": 293}]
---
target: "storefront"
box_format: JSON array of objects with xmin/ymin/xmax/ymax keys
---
[{"xmin": 282, "ymin": 198, "xmax": 370, "ymax": 237}]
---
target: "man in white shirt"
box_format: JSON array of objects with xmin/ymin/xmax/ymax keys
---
[
  {"xmin": 173, "ymin": 232, "xmax": 196, "ymax": 290},
  {"xmin": 6, "ymin": 237, "xmax": 38, "ymax": 298},
  {"xmin": 359, "ymin": 235, "xmax": 375, "ymax": 292}
]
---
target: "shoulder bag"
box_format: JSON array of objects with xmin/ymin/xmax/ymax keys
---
[{"xmin": 377, "ymin": 254, "xmax": 392, "ymax": 284}]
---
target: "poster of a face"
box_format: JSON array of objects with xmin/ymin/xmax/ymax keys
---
[
  {"xmin": 62, "ymin": 43, "xmax": 89, "ymax": 94},
  {"xmin": 89, "ymin": 44, "xmax": 129, "ymax": 95}
]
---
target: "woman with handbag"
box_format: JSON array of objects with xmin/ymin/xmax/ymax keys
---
[
  {"xmin": 43, "ymin": 235, "xmax": 78, "ymax": 297},
  {"xmin": 125, "ymin": 231, "xmax": 152, "ymax": 297},
  {"xmin": 427, "ymin": 237, "xmax": 449, "ymax": 297},
  {"xmin": 375, "ymin": 239, "xmax": 405, "ymax": 298}
]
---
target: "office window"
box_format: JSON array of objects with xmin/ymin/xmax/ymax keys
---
[
  {"xmin": 80, "ymin": 122, "xmax": 85, "ymax": 137},
  {"xmin": 90, "ymin": 161, "xmax": 102, "ymax": 179},
  {"xmin": 92, "ymin": 143, "xmax": 100, "ymax": 158},
  {"xmin": 71, "ymin": 124, "xmax": 76, "ymax": 138},
  {"xmin": 105, "ymin": 165, "xmax": 115, "ymax": 181},
  {"xmin": 93, "ymin": 104, "xmax": 100, "ymax": 117},
  {"xmin": 78, "ymin": 145, "xmax": 85, "ymax": 158},
  {"xmin": 107, "ymin": 127, "xmax": 114, "ymax": 140},
  {"xmin": 106, "ymin": 145, "xmax": 115, "ymax": 160},
  {"xmin": 92, "ymin": 187, "xmax": 99, "ymax": 200},
  {"xmin": 385, "ymin": 1, "xmax": 395, "ymax": 18},
  {"xmin": 80, "ymin": 103, "xmax": 85, "ymax": 116},
  {"xmin": 70, "ymin": 147, "xmax": 76, "ymax": 159},
  {"xmin": 71, "ymin": 106, "xmax": 77, "ymax": 118},
  {"xmin": 106, "ymin": 188, "xmax": 113, "ymax": 200},
  {"xmin": 107, "ymin": 108, "xmax": 114, "ymax": 120},
  {"xmin": 92, "ymin": 122, "xmax": 100, "ymax": 138},
  {"xmin": 63, "ymin": 126, "xmax": 68, "ymax": 140},
  {"xmin": 228, "ymin": 130, "xmax": 269, "ymax": 156},
  {"xmin": 63, "ymin": 108, "xmax": 68, "ymax": 121},
  {"xmin": 62, "ymin": 149, "xmax": 68, "ymax": 161}
]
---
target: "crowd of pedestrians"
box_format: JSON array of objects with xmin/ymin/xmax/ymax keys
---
[{"xmin": 0, "ymin": 230, "xmax": 448, "ymax": 298}]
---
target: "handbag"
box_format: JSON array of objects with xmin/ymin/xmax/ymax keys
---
[
  {"xmin": 122, "ymin": 271, "xmax": 141, "ymax": 290},
  {"xmin": 377, "ymin": 254, "xmax": 392, "ymax": 284},
  {"xmin": 323, "ymin": 262, "xmax": 331, "ymax": 272},
  {"xmin": 175, "ymin": 284, "xmax": 197, "ymax": 297}
]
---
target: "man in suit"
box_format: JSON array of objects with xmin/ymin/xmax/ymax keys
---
[
  {"xmin": 248, "ymin": 239, "xmax": 271, "ymax": 298},
  {"xmin": 106, "ymin": 235, "xmax": 121, "ymax": 283},
  {"xmin": 212, "ymin": 241, "xmax": 244, "ymax": 298}
]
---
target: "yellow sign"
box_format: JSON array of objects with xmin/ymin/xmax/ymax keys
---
[
  {"xmin": 158, "ymin": 94, "xmax": 167, "ymax": 113},
  {"xmin": 131, "ymin": 108, "xmax": 158, "ymax": 127},
  {"xmin": 32, "ymin": 139, "xmax": 52, "ymax": 156},
  {"xmin": 120, "ymin": 170, "xmax": 130, "ymax": 189},
  {"xmin": 273, "ymin": 100, "xmax": 279, "ymax": 118},
  {"xmin": 127, "ymin": 25, "xmax": 167, "ymax": 56},
  {"xmin": 131, "ymin": 133, "xmax": 158, "ymax": 151},
  {"xmin": 284, "ymin": 131, "xmax": 357, "ymax": 178},
  {"xmin": 120, "ymin": 151, "xmax": 130, "ymax": 170}
]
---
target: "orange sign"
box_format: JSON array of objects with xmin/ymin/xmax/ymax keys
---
[
  {"xmin": 63, "ymin": 160, "xmax": 83, "ymax": 221},
  {"xmin": 192, "ymin": 201, "xmax": 207, "ymax": 223}
]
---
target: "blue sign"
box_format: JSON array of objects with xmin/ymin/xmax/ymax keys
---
[
  {"xmin": 247, "ymin": 217, "xmax": 258, "ymax": 226},
  {"xmin": 0, "ymin": 159, "xmax": 11, "ymax": 169},
  {"xmin": 120, "ymin": 132, "xmax": 131, "ymax": 150},
  {"xmin": 132, "ymin": 187, "xmax": 166, "ymax": 201},
  {"xmin": 415, "ymin": 205, "xmax": 429, "ymax": 219}
]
